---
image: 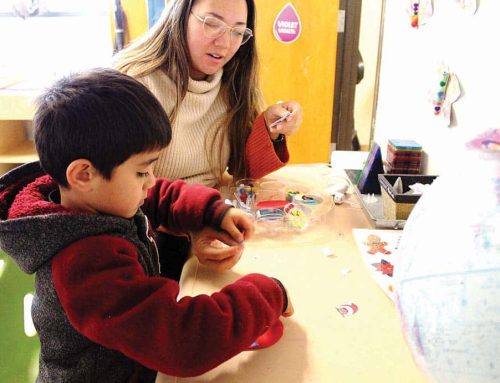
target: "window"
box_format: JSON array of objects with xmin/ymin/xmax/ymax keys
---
[{"xmin": 0, "ymin": 0, "xmax": 112, "ymax": 89}]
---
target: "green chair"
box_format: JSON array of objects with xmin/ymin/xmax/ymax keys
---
[{"xmin": 0, "ymin": 250, "xmax": 39, "ymax": 383}]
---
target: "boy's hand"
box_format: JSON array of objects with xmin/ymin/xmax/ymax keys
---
[
  {"xmin": 190, "ymin": 227, "xmax": 244, "ymax": 272},
  {"xmin": 220, "ymin": 207, "xmax": 255, "ymax": 244},
  {"xmin": 283, "ymin": 298, "xmax": 295, "ymax": 317},
  {"xmin": 273, "ymin": 279, "xmax": 295, "ymax": 318}
]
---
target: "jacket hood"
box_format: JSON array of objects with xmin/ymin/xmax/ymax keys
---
[{"xmin": 0, "ymin": 162, "xmax": 145, "ymax": 274}]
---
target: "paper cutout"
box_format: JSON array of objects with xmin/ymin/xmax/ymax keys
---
[
  {"xmin": 273, "ymin": 3, "xmax": 302, "ymax": 44},
  {"xmin": 430, "ymin": 65, "xmax": 461, "ymax": 127},
  {"xmin": 336, "ymin": 303, "xmax": 358, "ymax": 317},
  {"xmin": 454, "ymin": 0, "xmax": 478, "ymax": 15},
  {"xmin": 408, "ymin": 0, "xmax": 433, "ymax": 28},
  {"xmin": 372, "ymin": 259, "xmax": 395, "ymax": 277},
  {"xmin": 364, "ymin": 234, "xmax": 392, "ymax": 255},
  {"xmin": 353, "ymin": 229, "xmax": 403, "ymax": 301}
]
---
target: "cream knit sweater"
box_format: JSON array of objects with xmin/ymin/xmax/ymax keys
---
[
  {"xmin": 137, "ymin": 68, "xmax": 290, "ymax": 188},
  {"xmin": 138, "ymin": 69, "xmax": 229, "ymax": 187}
]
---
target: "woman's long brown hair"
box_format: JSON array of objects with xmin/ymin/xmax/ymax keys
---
[{"xmin": 113, "ymin": 0, "xmax": 263, "ymax": 183}]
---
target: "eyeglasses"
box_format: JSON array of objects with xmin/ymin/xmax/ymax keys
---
[{"xmin": 191, "ymin": 12, "xmax": 253, "ymax": 46}]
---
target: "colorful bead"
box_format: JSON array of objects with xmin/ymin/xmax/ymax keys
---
[
  {"xmin": 411, "ymin": 1, "xmax": 420, "ymax": 28},
  {"xmin": 433, "ymin": 71, "xmax": 450, "ymax": 116}
]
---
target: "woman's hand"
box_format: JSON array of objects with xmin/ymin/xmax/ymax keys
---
[{"xmin": 264, "ymin": 100, "xmax": 303, "ymax": 140}]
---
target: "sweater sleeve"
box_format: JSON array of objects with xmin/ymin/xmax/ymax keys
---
[
  {"xmin": 231, "ymin": 113, "xmax": 289, "ymax": 180},
  {"xmin": 141, "ymin": 178, "xmax": 230, "ymax": 232},
  {"xmin": 52, "ymin": 236, "xmax": 285, "ymax": 377}
]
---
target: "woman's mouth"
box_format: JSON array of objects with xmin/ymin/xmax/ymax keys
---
[{"xmin": 208, "ymin": 53, "xmax": 223, "ymax": 61}]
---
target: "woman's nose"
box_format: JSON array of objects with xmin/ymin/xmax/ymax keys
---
[{"xmin": 214, "ymin": 29, "xmax": 231, "ymax": 48}]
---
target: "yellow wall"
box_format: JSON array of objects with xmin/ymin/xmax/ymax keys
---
[
  {"xmin": 123, "ymin": 0, "xmax": 149, "ymax": 44},
  {"xmin": 116, "ymin": 1, "xmax": 339, "ymax": 164},
  {"xmin": 111, "ymin": 0, "xmax": 149, "ymax": 46},
  {"xmin": 355, "ymin": 0, "xmax": 382, "ymax": 150}
]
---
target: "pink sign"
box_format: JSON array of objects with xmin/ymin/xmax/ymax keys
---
[{"xmin": 273, "ymin": 3, "xmax": 301, "ymax": 44}]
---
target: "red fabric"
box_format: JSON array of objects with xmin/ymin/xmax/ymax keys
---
[
  {"xmin": 247, "ymin": 319, "xmax": 284, "ymax": 350},
  {"xmin": 52, "ymin": 238, "xmax": 284, "ymax": 377},
  {"xmin": 243, "ymin": 114, "xmax": 289, "ymax": 180},
  {"xmin": 142, "ymin": 178, "xmax": 226, "ymax": 232},
  {"xmin": 6, "ymin": 175, "xmax": 74, "ymax": 219},
  {"xmin": 50, "ymin": 178, "xmax": 284, "ymax": 377}
]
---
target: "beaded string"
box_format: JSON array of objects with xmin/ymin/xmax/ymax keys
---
[
  {"xmin": 433, "ymin": 71, "xmax": 450, "ymax": 115},
  {"xmin": 411, "ymin": 1, "xmax": 420, "ymax": 28}
]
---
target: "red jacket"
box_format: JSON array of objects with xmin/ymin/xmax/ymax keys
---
[{"xmin": 0, "ymin": 162, "xmax": 285, "ymax": 381}]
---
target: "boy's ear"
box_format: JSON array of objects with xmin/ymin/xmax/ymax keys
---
[{"xmin": 66, "ymin": 159, "xmax": 98, "ymax": 191}]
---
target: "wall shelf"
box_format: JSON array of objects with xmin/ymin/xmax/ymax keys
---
[
  {"xmin": 0, "ymin": 90, "xmax": 37, "ymax": 120},
  {"xmin": 0, "ymin": 140, "xmax": 37, "ymax": 164},
  {"xmin": 0, "ymin": 90, "xmax": 38, "ymax": 173}
]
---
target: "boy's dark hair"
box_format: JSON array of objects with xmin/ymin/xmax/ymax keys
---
[{"xmin": 34, "ymin": 68, "xmax": 171, "ymax": 187}]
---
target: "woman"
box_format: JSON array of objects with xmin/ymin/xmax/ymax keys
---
[
  {"xmin": 113, "ymin": 0, "xmax": 302, "ymax": 187},
  {"xmin": 114, "ymin": 0, "xmax": 303, "ymax": 279}
]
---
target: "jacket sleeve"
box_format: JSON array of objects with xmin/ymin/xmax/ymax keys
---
[
  {"xmin": 141, "ymin": 178, "xmax": 230, "ymax": 232},
  {"xmin": 229, "ymin": 113, "xmax": 289, "ymax": 180},
  {"xmin": 52, "ymin": 236, "xmax": 285, "ymax": 377}
]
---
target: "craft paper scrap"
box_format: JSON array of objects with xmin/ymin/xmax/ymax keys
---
[{"xmin": 454, "ymin": 0, "xmax": 477, "ymax": 15}]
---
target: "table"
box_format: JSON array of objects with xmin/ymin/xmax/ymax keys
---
[{"xmin": 157, "ymin": 164, "xmax": 427, "ymax": 383}]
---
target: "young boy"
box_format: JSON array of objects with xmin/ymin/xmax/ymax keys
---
[{"xmin": 0, "ymin": 69, "xmax": 293, "ymax": 382}]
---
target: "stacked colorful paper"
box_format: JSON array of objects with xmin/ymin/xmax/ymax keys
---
[{"xmin": 386, "ymin": 139, "xmax": 422, "ymax": 174}]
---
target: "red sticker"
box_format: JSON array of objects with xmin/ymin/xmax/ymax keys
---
[
  {"xmin": 336, "ymin": 303, "xmax": 359, "ymax": 317},
  {"xmin": 247, "ymin": 320, "xmax": 284, "ymax": 350}
]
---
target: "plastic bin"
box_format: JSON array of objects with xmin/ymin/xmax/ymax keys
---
[{"xmin": 378, "ymin": 174, "xmax": 438, "ymax": 220}]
